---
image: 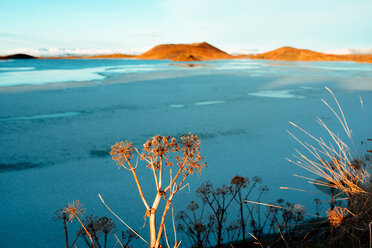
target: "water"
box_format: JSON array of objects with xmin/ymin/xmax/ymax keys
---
[{"xmin": 0, "ymin": 59, "xmax": 371, "ymax": 247}]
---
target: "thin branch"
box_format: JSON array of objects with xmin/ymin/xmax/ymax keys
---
[
  {"xmin": 98, "ymin": 194, "xmax": 149, "ymax": 245},
  {"xmin": 113, "ymin": 233, "xmax": 124, "ymax": 248},
  {"xmin": 248, "ymin": 233, "xmax": 264, "ymax": 248},
  {"xmin": 172, "ymin": 205, "xmax": 178, "ymax": 246},
  {"xmin": 278, "ymin": 227, "xmax": 289, "ymax": 248},
  {"xmin": 163, "ymin": 223, "xmax": 171, "ymax": 248},
  {"xmin": 164, "ymin": 159, "xmax": 186, "ymax": 193},
  {"xmin": 126, "ymin": 159, "xmax": 150, "ymax": 209}
]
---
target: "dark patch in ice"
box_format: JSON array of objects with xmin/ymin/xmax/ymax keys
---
[
  {"xmin": 196, "ymin": 132, "xmax": 217, "ymax": 139},
  {"xmin": 100, "ymin": 104, "xmax": 142, "ymax": 112},
  {"xmin": 218, "ymin": 129, "xmax": 246, "ymax": 136},
  {"xmin": 192, "ymin": 129, "xmax": 246, "ymax": 139},
  {"xmin": 90, "ymin": 149, "xmax": 110, "ymax": 158},
  {"xmin": 96, "ymin": 72, "xmax": 106, "ymax": 77},
  {"xmin": 141, "ymin": 129, "xmax": 246, "ymax": 141},
  {"xmin": 0, "ymin": 162, "xmax": 40, "ymax": 172}
]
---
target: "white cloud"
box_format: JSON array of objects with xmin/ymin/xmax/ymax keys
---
[
  {"xmin": 133, "ymin": 30, "xmax": 161, "ymax": 37},
  {"xmin": 225, "ymin": 48, "xmax": 262, "ymax": 55},
  {"xmin": 3, "ymin": 47, "xmax": 146, "ymax": 56}
]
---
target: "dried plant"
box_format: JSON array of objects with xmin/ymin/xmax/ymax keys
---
[
  {"xmin": 54, "ymin": 209, "xmax": 70, "ymax": 248},
  {"xmin": 287, "ymin": 87, "xmax": 372, "ymax": 247},
  {"xmin": 230, "ymin": 175, "xmax": 249, "ymax": 243},
  {"xmin": 287, "ymin": 87, "xmax": 370, "ymax": 196},
  {"xmin": 196, "ymin": 181, "xmax": 235, "ymax": 247},
  {"xmin": 193, "ymin": 175, "xmax": 269, "ymax": 247},
  {"xmin": 100, "ymin": 217, "xmax": 116, "ymax": 248},
  {"xmin": 120, "ymin": 229, "xmax": 139, "ymax": 248},
  {"xmin": 176, "ymin": 201, "xmax": 215, "ymax": 248},
  {"xmin": 110, "ymin": 133, "xmax": 206, "ymax": 248},
  {"xmin": 327, "ymin": 206, "xmax": 348, "ymax": 228},
  {"xmin": 177, "ymin": 175, "xmax": 312, "ymax": 247},
  {"xmin": 58, "ymin": 202, "xmax": 118, "ymax": 248},
  {"xmin": 85, "ymin": 215, "xmax": 103, "ymax": 247},
  {"xmin": 63, "ymin": 200, "xmax": 95, "ymax": 248}
]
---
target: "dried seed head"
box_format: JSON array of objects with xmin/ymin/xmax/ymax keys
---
[
  {"xmin": 231, "ymin": 175, "xmax": 249, "ymax": 187},
  {"xmin": 63, "ymin": 200, "xmax": 86, "ymax": 223},
  {"xmin": 110, "ymin": 141, "xmax": 134, "ymax": 167},
  {"xmin": 178, "ymin": 133, "xmax": 201, "ymax": 156},
  {"xmin": 327, "ymin": 206, "xmax": 348, "ymax": 228},
  {"xmin": 187, "ymin": 201, "xmax": 199, "ymax": 211},
  {"xmin": 142, "ymin": 135, "xmax": 178, "ymax": 163},
  {"xmin": 177, "ymin": 133, "xmax": 206, "ymax": 175}
]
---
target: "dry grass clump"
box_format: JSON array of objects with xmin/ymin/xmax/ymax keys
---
[{"xmin": 288, "ymin": 87, "xmax": 372, "ymax": 247}]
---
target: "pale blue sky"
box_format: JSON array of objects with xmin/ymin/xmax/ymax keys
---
[{"xmin": 1, "ymin": 0, "xmax": 371, "ymax": 55}]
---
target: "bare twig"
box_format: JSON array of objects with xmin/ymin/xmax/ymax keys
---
[
  {"xmin": 98, "ymin": 194, "xmax": 149, "ymax": 245},
  {"xmin": 113, "ymin": 233, "xmax": 124, "ymax": 248},
  {"xmin": 278, "ymin": 227, "xmax": 289, "ymax": 248},
  {"xmin": 248, "ymin": 232, "xmax": 264, "ymax": 248}
]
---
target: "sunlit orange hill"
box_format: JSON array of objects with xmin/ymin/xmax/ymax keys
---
[
  {"xmin": 248, "ymin": 46, "xmax": 372, "ymax": 63},
  {"xmin": 137, "ymin": 42, "xmax": 234, "ymax": 61}
]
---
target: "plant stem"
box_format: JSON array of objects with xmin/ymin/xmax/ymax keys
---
[
  {"xmin": 75, "ymin": 214, "xmax": 95, "ymax": 248},
  {"xmin": 63, "ymin": 217, "xmax": 69, "ymax": 248}
]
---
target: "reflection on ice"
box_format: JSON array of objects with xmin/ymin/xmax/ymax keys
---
[
  {"xmin": 249, "ymin": 89, "xmax": 305, "ymax": 99},
  {"xmin": 169, "ymin": 104, "xmax": 185, "ymax": 108},
  {"xmin": 0, "ymin": 111, "xmax": 81, "ymax": 121},
  {"xmin": 106, "ymin": 64, "xmax": 170, "ymax": 73},
  {"xmin": 298, "ymin": 64, "xmax": 372, "ymax": 72},
  {"xmin": 0, "ymin": 68, "xmax": 105, "ymax": 86},
  {"xmin": 194, "ymin": 100, "xmax": 226, "ymax": 105},
  {"xmin": 0, "ymin": 67, "xmax": 35, "ymax": 71}
]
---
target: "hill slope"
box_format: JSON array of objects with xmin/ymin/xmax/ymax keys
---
[
  {"xmin": 248, "ymin": 47, "xmax": 372, "ymax": 63},
  {"xmin": 0, "ymin": 53, "xmax": 37, "ymax": 60},
  {"xmin": 138, "ymin": 42, "xmax": 233, "ymax": 61}
]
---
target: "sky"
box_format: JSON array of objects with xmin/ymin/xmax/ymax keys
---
[{"xmin": 1, "ymin": 0, "xmax": 372, "ymax": 55}]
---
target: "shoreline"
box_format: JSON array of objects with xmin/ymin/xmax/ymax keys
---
[{"xmin": 3, "ymin": 56, "xmax": 372, "ymax": 63}]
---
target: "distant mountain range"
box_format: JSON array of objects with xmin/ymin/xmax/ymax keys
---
[{"xmin": 1, "ymin": 43, "xmax": 372, "ymax": 63}]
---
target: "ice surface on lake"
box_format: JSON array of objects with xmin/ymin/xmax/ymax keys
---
[
  {"xmin": 0, "ymin": 59, "xmax": 372, "ymax": 248},
  {"xmin": 0, "ymin": 59, "xmax": 177, "ymax": 86},
  {"xmin": 1, "ymin": 59, "xmax": 371, "ymax": 87}
]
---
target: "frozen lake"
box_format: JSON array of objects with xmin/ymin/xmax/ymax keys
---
[{"xmin": 0, "ymin": 59, "xmax": 371, "ymax": 247}]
